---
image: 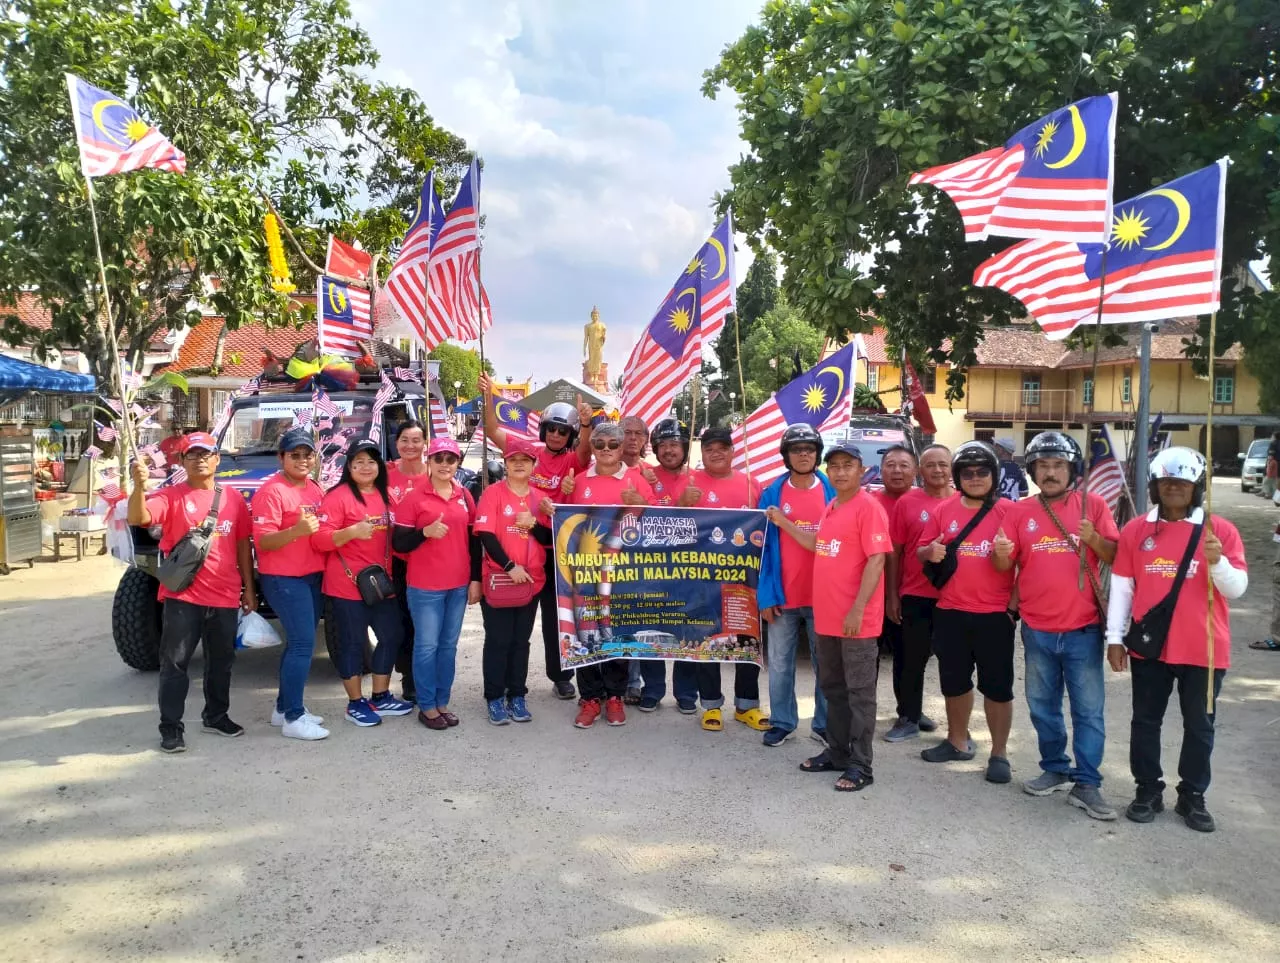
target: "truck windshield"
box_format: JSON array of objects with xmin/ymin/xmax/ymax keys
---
[
  {"xmin": 220, "ymin": 398, "xmax": 375, "ymax": 456},
  {"xmin": 821, "ymin": 425, "xmax": 911, "ymax": 488}
]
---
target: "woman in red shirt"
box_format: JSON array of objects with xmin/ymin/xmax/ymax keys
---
[
  {"xmin": 313, "ymin": 438, "xmax": 413, "ymax": 727},
  {"xmin": 391, "ymin": 438, "xmax": 480, "ymax": 730},
  {"xmin": 388, "ymin": 420, "xmax": 429, "ymax": 705},
  {"xmin": 473, "ymin": 438, "xmax": 550, "ymax": 726}
]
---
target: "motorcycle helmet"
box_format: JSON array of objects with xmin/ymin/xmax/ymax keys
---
[
  {"xmin": 951, "ymin": 441, "xmax": 1000, "ymax": 501},
  {"xmin": 1024, "ymin": 431, "xmax": 1084, "ymax": 484},
  {"xmin": 1147, "ymin": 446, "xmax": 1207, "ymax": 509},
  {"xmin": 539, "ymin": 402, "xmax": 581, "ymax": 449},
  {"xmin": 780, "ymin": 423, "xmax": 824, "ymax": 473}
]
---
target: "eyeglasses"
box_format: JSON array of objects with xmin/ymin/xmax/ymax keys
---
[
  {"xmin": 545, "ymin": 425, "xmax": 570, "ymax": 436},
  {"xmin": 959, "ymin": 466, "xmax": 992, "ymax": 480},
  {"xmin": 592, "ymin": 440, "xmax": 621, "ymax": 451},
  {"xmin": 286, "ymin": 451, "xmax": 315, "ymax": 461},
  {"xmin": 430, "ymin": 453, "xmax": 460, "ymax": 465},
  {"xmin": 183, "ymin": 450, "xmax": 216, "ymax": 462}
]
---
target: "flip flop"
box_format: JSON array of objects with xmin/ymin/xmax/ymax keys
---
[
  {"xmin": 800, "ymin": 752, "xmax": 836, "ymax": 773},
  {"xmin": 1249, "ymin": 638, "xmax": 1280, "ymax": 651},
  {"xmin": 701, "ymin": 708, "xmax": 723, "ymax": 732},
  {"xmin": 734, "ymin": 707, "xmax": 770, "ymax": 731},
  {"xmin": 834, "ymin": 768, "xmax": 874, "ymax": 792}
]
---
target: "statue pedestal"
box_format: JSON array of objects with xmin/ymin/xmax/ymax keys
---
[{"xmin": 583, "ymin": 361, "xmax": 609, "ymax": 394}]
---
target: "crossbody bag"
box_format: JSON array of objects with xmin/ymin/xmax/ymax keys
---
[
  {"xmin": 336, "ymin": 510, "xmax": 395, "ymax": 606},
  {"xmin": 923, "ymin": 501, "xmax": 993, "ymax": 590},
  {"xmin": 1039, "ymin": 495, "xmax": 1109, "ymax": 622},
  {"xmin": 1123, "ymin": 524, "xmax": 1202, "ymax": 661},
  {"xmin": 157, "ymin": 486, "xmax": 224, "ymax": 593},
  {"xmin": 484, "ymin": 534, "xmax": 539, "ymax": 608}
]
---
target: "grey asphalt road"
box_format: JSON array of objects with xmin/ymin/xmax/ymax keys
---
[{"xmin": 0, "ymin": 480, "xmax": 1277, "ymax": 962}]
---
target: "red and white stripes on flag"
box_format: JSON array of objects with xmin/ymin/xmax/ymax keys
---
[
  {"xmin": 94, "ymin": 420, "xmax": 118, "ymax": 442},
  {"xmin": 428, "ymin": 395, "xmax": 448, "ymax": 437},
  {"xmin": 1086, "ymin": 424, "xmax": 1126, "ymax": 513},
  {"xmin": 731, "ymin": 403, "xmax": 852, "ymax": 485},
  {"xmin": 317, "ymin": 276, "xmax": 373, "ymax": 357},
  {"xmin": 425, "ymin": 160, "xmax": 493, "ymax": 346},
  {"xmin": 66, "ymin": 74, "xmax": 187, "ymax": 178},
  {"xmin": 386, "ymin": 174, "xmax": 445, "ymax": 350},
  {"xmin": 367, "ymin": 372, "xmax": 398, "ymax": 444}
]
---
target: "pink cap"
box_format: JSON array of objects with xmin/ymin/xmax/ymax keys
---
[
  {"xmin": 427, "ymin": 437, "xmax": 462, "ymax": 458},
  {"xmin": 504, "ymin": 437, "xmax": 539, "ymax": 462}
]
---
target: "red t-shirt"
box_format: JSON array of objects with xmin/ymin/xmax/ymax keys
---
[
  {"xmin": 1113, "ymin": 513, "xmax": 1245, "ymax": 669},
  {"xmin": 687, "ymin": 469, "xmax": 760, "ymax": 508},
  {"xmin": 251, "ymin": 473, "xmax": 326, "ymax": 577},
  {"xmin": 145, "ymin": 483, "xmax": 250, "ymax": 608},
  {"xmin": 159, "ymin": 434, "xmax": 184, "ymax": 468},
  {"xmin": 312, "ymin": 485, "xmax": 393, "ymax": 601},
  {"xmin": 474, "ymin": 482, "xmax": 547, "ymax": 590},
  {"xmin": 776, "ymin": 479, "xmax": 827, "ymax": 608},
  {"xmin": 872, "ymin": 488, "xmax": 906, "ymax": 518},
  {"xmin": 1005, "ymin": 491, "xmax": 1120, "ymax": 632},
  {"xmin": 393, "ymin": 481, "xmax": 476, "ymax": 591},
  {"xmin": 529, "ymin": 444, "xmax": 589, "ymax": 503},
  {"xmin": 812, "ymin": 491, "xmax": 891, "ymax": 637},
  {"xmin": 890, "ymin": 487, "xmax": 951, "ymax": 600},
  {"xmin": 569, "ymin": 466, "xmax": 654, "ymax": 506},
  {"xmin": 387, "ymin": 462, "xmax": 430, "ymax": 505},
  {"xmin": 920, "ymin": 496, "xmax": 1014, "ymax": 614},
  {"xmin": 650, "ymin": 465, "xmax": 690, "ymax": 506}
]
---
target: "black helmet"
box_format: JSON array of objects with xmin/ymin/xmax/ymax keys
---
[
  {"xmin": 700, "ymin": 426, "xmax": 734, "ymax": 448},
  {"xmin": 780, "ymin": 423, "xmax": 824, "ymax": 473},
  {"xmin": 650, "ymin": 418, "xmax": 690, "ymax": 462},
  {"xmin": 951, "ymin": 441, "xmax": 1000, "ymax": 500},
  {"xmin": 1024, "ymin": 431, "xmax": 1084, "ymax": 483},
  {"xmin": 539, "ymin": 402, "xmax": 580, "ymax": 448}
]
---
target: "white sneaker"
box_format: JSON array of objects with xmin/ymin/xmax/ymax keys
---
[
  {"xmin": 281, "ymin": 717, "xmax": 330, "ymax": 741},
  {"xmin": 271, "ymin": 708, "xmax": 324, "ymax": 727}
]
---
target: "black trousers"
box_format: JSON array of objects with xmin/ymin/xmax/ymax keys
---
[
  {"xmin": 158, "ymin": 599, "xmax": 238, "ymax": 734},
  {"xmin": 481, "ymin": 599, "xmax": 538, "ymax": 701},
  {"xmin": 392, "ymin": 557, "xmax": 416, "ymax": 697},
  {"xmin": 816, "ymin": 635, "xmax": 879, "ymax": 774},
  {"xmin": 1131, "ymin": 658, "xmax": 1226, "ymax": 796},
  {"xmin": 577, "ymin": 659, "xmax": 630, "ymax": 700},
  {"xmin": 895, "ymin": 595, "xmax": 937, "ymax": 722},
  {"xmin": 539, "ymin": 572, "xmax": 573, "ymax": 684}
]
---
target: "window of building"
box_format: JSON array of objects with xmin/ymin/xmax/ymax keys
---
[
  {"xmin": 1121, "ymin": 371, "xmax": 1132, "ymax": 404},
  {"xmin": 867, "ymin": 366, "xmax": 879, "ymax": 393},
  {"xmin": 1021, "ymin": 373, "xmax": 1041, "ymax": 406},
  {"xmin": 921, "ymin": 365, "xmax": 937, "ymax": 394},
  {"xmin": 1214, "ymin": 371, "xmax": 1235, "ymax": 404},
  {"xmin": 1082, "ymin": 378, "xmax": 1094, "ymax": 406}
]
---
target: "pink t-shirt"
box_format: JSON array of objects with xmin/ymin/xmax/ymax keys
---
[
  {"xmin": 812, "ymin": 491, "xmax": 891, "ymax": 637},
  {"xmin": 145, "ymin": 483, "xmax": 250, "ymax": 608},
  {"xmin": 312, "ymin": 485, "xmax": 393, "ymax": 601},
  {"xmin": 776, "ymin": 479, "xmax": 827, "ymax": 609},
  {"xmin": 919, "ymin": 496, "xmax": 1014, "ymax": 614},
  {"xmin": 1004, "ymin": 491, "xmax": 1120, "ymax": 631},
  {"xmin": 529, "ymin": 444, "xmax": 590, "ymax": 503},
  {"xmin": 474, "ymin": 483, "xmax": 547, "ymax": 590},
  {"xmin": 569, "ymin": 466, "xmax": 654, "ymax": 506},
  {"xmin": 650, "ymin": 465, "xmax": 690, "ymax": 506},
  {"xmin": 251, "ymin": 473, "xmax": 326, "ymax": 577},
  {"xmin": 687, "ymin": 469, "xmax": 760, "ymax": 508},
  {"xmin": 394, "ymin": 481, "xmax": 476, "ymax": 591},
  {"xmin": 890, "ymin": 487, "xmax": 951, "ymax": 600},
  {"xmin": 387, "ymin": 462, "xmax": 430, "ymax": 504}
]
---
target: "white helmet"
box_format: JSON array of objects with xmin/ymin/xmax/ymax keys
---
[{"xmin": 1148, "ymin": 446, "xmax": 1206, "ymax": 507}]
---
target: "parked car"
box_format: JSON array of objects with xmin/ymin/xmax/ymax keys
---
[{"xmin": 1239, "ymin": 438, "xmax": 1270, "ymax": 492}]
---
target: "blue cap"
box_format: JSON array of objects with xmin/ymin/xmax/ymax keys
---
[
  {"xmin": 278, "ymin": 427, "xmax": 316, "ymax": 453},
  {"xmin": 825, "ymin": 442, "xmax": 863, "ymax": 463}
]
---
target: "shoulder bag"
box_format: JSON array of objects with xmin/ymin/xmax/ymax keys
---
[
  {"xmin": 484, "ymin": 529, "xmax": 539, "ymax": 608},
  {"xmin": 1123, "ymin": 523, "xmax": 1203, "ymax": 661},
  {"xmin": 157, "ymin": 486, "xmax": 224, "ymax": 593},
  {"xmin": 923, "ymin": 501, "xmax": 993, "ymax": 590},
  {"xmin": 1039, "ymin": 494, "xmax": 1109, "ymax": 621},
  {"xmin": 336, "ymin": 510, "xmax": 396, "ymax": 606}
]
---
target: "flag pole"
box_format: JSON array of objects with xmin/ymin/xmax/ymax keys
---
[
  {"xmin": 1079, "ymin": 246, "xmax": 1110, "ymax": 590},
  {"xmin": 1205, "ymin": 311, "xmax": 1217, "ymax": 713},
  {"xmin": 734, "ymin": 308, "xmax": 752, "ymax": 479},
  {"xmin": 476, "ymin": 229, "xmax": 489, "ymax": 493},
  {"xmin": 687, "ymin": 372, "xmax": 700, "ymax": 468}
]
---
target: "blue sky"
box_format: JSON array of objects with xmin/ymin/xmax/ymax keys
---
[{"xmin": 353, "ymin": 0, "xmax": 760, "ymax": 388}]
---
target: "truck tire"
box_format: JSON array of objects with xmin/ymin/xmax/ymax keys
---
[
  {"xmin": 112, "ymin": 567, "xmax": 163, "ymax": 671},
  {"xmin": 323, "ymin": 598, "xmax": 374, "ymax": 677}
]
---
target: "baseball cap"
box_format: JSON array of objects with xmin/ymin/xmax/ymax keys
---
[
  {"xmin": 701, "ymin": 426, "xmax": 734, "ymax": 447},
  {"xmin": 181, "ymin": 432, "xmax": 218, "ymax": 454},
  {"xmin": 344, "ymin": 436, "xmax": 381, "ymax": 459},
  {"xmin": 825, "ymin": 442, "xmax": 863, "ymax": 463},
  {"xmin": 504, "ymin": 437, "xmax": 539, "ymax": 462},
  {"xmin": 428, "ymin": 438, "xmax": 462, "ymax": 459},
  {"xmin": 278, "ymin": 427, "xmax": 316, "ymax": 453}
]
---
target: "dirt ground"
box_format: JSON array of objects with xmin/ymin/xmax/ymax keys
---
[{"xmin": 0, "ymin": 479, "xmax": 1277, "ymax": 962}]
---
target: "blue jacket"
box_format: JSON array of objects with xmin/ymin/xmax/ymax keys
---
[{"xmin": 757, "ymin": 471, "xmax": 837, "ymax": 611}]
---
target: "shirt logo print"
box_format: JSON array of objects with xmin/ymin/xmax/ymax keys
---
[
  {"xmin": 1026, "ymin": 518, "xmax": 1038, "ymax": 532},
  {"xmin": 503, "ymin": 505, "xmax": 514, "ymax": 516},
  {"xmin": 948, "ymin": 520, "xmax": 958, "ymax": 533},
  {"xmin": 1142, "ymin": 536, "xmax": 1155, "ymax": 551},
  {"xmin": 708, "ymin": 491, "xmax": 719, "ymax": 504},
  {"xmin": 783, "ymin": 502, "xmax": 792, "ymax": 515}
]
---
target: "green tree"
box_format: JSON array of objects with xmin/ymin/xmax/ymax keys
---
[
  {"xmin": 705, "ymin": 0, "xmax": 1279, "ymax": 402},
  {"xmin": 739, "ymin": 299, "xmax": 826, "ymax": 408},
  {"xmin": 0, "ymin": 0, "xmax": 468, "ymax": 398},
  {"xmin": 430, "ymin": 343, "xmax": 488, "ymax": 402}
]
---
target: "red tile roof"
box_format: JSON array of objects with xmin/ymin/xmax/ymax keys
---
[
  {"xmin": 3, "ymin": 291, "xmax": 177, "ymax": 348},
  {"xmin": 857, "ymin": 328, "xmax": 953, "ymax": 365},
  {"xmin": 163, "ymin": 318, "xmax": 318, "ymax": 378}
]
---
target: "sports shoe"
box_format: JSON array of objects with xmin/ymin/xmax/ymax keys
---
[
  {"xmin": 605, "ymin": 696, "xmax": 627, "ymax": 726},
  {"xmin": 811, "ymin": 727, "xmax": 828, "ymax": 746},
  {"xmin": 346, "ymin": 699, "xmax": 382, "ymax": 727},
  {"xmin": 506, "ymin": 696, "xmax": 532, "ymax": 723},
  {"xmin": 1174, "ymin": 791, "xmax": 1215, "ymax": 833},
  {"xmin": 159, "ymin": 730, "xmax": 186, "ymax": 754},
  {"xmin": 883, "ymin": 718, "xmax": 920, "ymax": 743},
  {"xmin": 917, "ymin": 714, "xmax": 938, "ymax": 732},
  {"xmin": 1068, "ymin": 784, "xmax": 1117, "ymax": 821},
  {"xmin": 487, "ymin": 699, "xmax": 511, "ymax": 726},
  {"xmin": 369, "ymin": 693, "xmax": 414, "ymax": 716},
  {"xmin": 985, "ymin": 755, "xmax": 1012, "ymax": 784},
  {"xmin": 271, "ymin": 708, "xmax": 324, "ymax": 727},
  {"xmin": 638, "ymin": 695, "xmax": 660, "ymax": 712},
  {"xmin": 1125, "ymin": 786, "xmax": 1165, "ymax": 823},
  {"xmin": 921, "ymin": 739, "xmax": 976, "ymax": 762},
  {"xmin": 623, "ymin": 686, "xmax": 642, "ymax": 706},
  {"xmin": 201, "ymin": 716, "xmax": 244, "ymax": 738},
  {"xmin": 1023, "ymin": 771, "xmax": 1073, "ymax": 796},
  {"xmin": 282, "ymin": 717, "xmax": 330, "ymax": 741},
  {"xmin": 554, "ymin": 680, "xmax": 577, "ymax": 700},
  {"xmin": 676, "ymin": 698, "xmax": 698, "ymax": 714},
  {"xmin": 574, "ymin": 698, "xmax": 602, "ymax": 728},
  {"xmin": 762, "ymin": 726, "xmax": 793, "ymax": 748}
]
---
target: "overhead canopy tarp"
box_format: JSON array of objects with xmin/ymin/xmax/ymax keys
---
[
  {"xmin": 454, "ymin": 396, "xmax": 482, "ymax": 416},
  {"xmin": 0, "ymin": 354, "xmax": 96, "ymax": 394}
]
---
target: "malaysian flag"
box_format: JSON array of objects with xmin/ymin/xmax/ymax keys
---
[
  {"xmin": 105, "ymin": 398, "xmax": 123, "ymax": 415},
  {"xmin": 100, "ymin": 482, "xmax": 125, "ymax": 503},
  {"xmin": 385, "ymin": 173, "xmax": 447, "ymax": 349},
  {"xmin": 367, "ymin": 371, "xmax": 398, "ymax": 444},
  {"xmin": 974, "ymin": 160, "xmax": 1227, "ymax": 341},
  {"xmin": 428, "ymin": 395, "xmax": 449, "ymax": 437},
  {"xmin": 317, "ymin": 275, "xmax": 372, "ymax": 356},
  {"xmin": 493, "ymin": 396, "xmax": 541, "ymax": 442},
  {"xmin": 619, "ymin": 260, "xmax": 709, "ymax": 427},
  {"xmin": 910, "ymin": 93, "xmax": 1116, "ymax": 243},
  {"xmin": 393, "ymin": 365, "xmax": 422, "ymax": 383},
  {"xmin": 83, "ymin": 444, "xmax": 103, "ymax": 460},
  {"xmin": 94, "ymin": 420, "xmax": 119, "ymax": 442},
  {"xmin": 291, "ymin": 407, "xmax": 313, "ymax": 428},
  {"xmin": 902, "ymin": 355, "xmax": 937, "ymax": 435},
  {"xmin": 731, "ymin": 342, "xmax": 856, "ymax": 483},
  {"xmin": 313, "ymin": 384, "xmax": 341, "ymax": 421},
  {"xmin": 65, "ymin": 74, "xmax": 186, "ymax": 178},
  {"xmin": 425, "ymin": 160, "xmax": 492, "ymax": 344},
  {"xmin": 210, "ymin": 376, "xmax": 261, "ymax": 440},
  {"xmin": 1086, "ymin": 424, "xmax": 1126, "ymax": 513},
  {"xmin": 685, "ymin": 212, "xmax": 736, "ymax": 343}
]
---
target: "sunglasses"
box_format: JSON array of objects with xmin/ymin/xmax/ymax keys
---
[
  {"xmin": 592, "ymin": 440, "xmax": 621, "ymax": 451},
  {"xmin": 959, "ymin": 467, "xmax": 992, "ymax": 480},
  {"xmin": 430, "ymin": 453, "xmax": 460, "ymax": 465},
  {"xmin": 545, "ymin": 425, "xmax": 571, "ymax": 436},
  {"xmin": 285, "ymin": 451, "xmax": 315, "ymax": 461}
]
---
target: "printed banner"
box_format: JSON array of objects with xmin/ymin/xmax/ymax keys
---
[{"xmin": 553, "ymin": 505, "xmax": 766, "ymax": 669}]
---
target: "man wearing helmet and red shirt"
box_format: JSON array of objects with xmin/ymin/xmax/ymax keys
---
[
  {"xmin": 917, "ymin": 441, "xmax": 1017, "ymax": 784},
  {"xmin": 479, "ymin": 373, "xmax": 595, "ymax": 701},
  {"xmin": 993, "ymin": 431, "xmax": 1119, "ymax": 820},
  {"xmin": 1106, "ymin": 447, "xmax": 1247, "ymax": 833}
]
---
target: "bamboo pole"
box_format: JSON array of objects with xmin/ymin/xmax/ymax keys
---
[
  {"xmin": 1205, "ymin": 312, "xmax": 1217, "ymax": 713},
  {"xmin": 1079, "ymin": 247, "xmax": 1110, "ymax": 589},
  {"xmin": 734, "ymin": 308, "xmax": 752, "ymax": 479}
]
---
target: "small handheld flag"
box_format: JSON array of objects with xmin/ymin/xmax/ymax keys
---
[
  {"xmin": 491, "ymin": 396, "xmax": 542, "ymax": 442},
  {"xmin": 65, "ymin": 74, "xmax": 186, "ymax": 178},
  {"xmin": 1087, "ymin": 424, "xmax": 1126, "ymax": 514}
]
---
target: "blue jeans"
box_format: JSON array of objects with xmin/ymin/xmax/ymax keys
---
[
  {"xmin": 766, "ymin": 606, "xmax": 828, "ymax": 734},
  {"xmin": 261, "ymin": 572, "xmax": 322, "ymax": 723},
  {"xmin": 671, "ymin": 661, "xmax": 760, "ymax": 710},
  {"xmin": 328, "ymin": 596, "xmax": 403, "ymax": 681},
  {"xmin": 406, "ymin": 585, "xmax": 469, "ymax": 711},
  {"xmin": 1022, "ymin": 624, "xmax": 1106, "ymax": 786},
  {"xmin": 639, "ymin": 661, "xmax": 668, "ymax": 701}
]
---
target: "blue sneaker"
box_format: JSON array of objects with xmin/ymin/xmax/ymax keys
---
[
  {"xmin": 762, "ymin": 726, "xmax": 793, "ymax": 747},
  {"xmin": 506, "ymin": 696, "xmax": 532, "ymax": 723},
  {"xmin": 369, "ymin": 693, "xmax": 414, "ymax": 716},
  {"xmin": 677, "ymin": 698, "xmax": 698, "ymax": 714},
  {"xmin": 345, "ymin": 699, "xmax": 382, "ymax": 727},
  {"xmin": 487, "ymin": 699, "xmax": 511, "ymax": 726}
]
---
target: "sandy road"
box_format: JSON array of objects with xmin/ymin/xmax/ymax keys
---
[{"xmin": 0, "ymin": 479, "xmax": 1277, "ymax": 962}]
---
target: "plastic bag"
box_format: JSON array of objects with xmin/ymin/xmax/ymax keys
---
[{"xmin": 236, "ymin": 610, "xmax": 282, "ymax": 649}]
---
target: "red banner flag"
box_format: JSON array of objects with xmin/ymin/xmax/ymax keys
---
[
  {"xmin": 902, "ymin": 357, "xmax": 937, "ymax": 435},
  {"xmin": 326, "ymin": 236, "xmax": 372, "ymax": 281}
]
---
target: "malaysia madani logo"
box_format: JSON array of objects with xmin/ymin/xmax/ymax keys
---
[{"xmin": 619, "ymin": 514, "xmax": 641, "ymax": 546}]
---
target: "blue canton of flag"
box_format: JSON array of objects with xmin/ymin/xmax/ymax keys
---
[
  {"xmin": 1087, "ymin": 424, "xmax": 1127, "ymax": 513},
  {"xmin": 492, "ymin": 396, "xmax": 541, "ymax": 441},
  {"xmin": 317, "ymin": 275, "xmax": 372, "ymax": 357},
  {"xmin": 65, "ymin": 73, "xmax": 186, "ymax": 178},
  {"xmin": 618, "ymin": 266, "xmax": 704, "ymax": 426},
  {"xmin": 684, "ymin": 213, "xmax": 735, "ymax": 342}
]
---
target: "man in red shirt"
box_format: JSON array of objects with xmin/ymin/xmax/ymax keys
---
[
  {"xmin": 993, "ymin": 431, "xmax": 1119, "ymax": 819},
  {"xmin": 917, "ymin": 442, "xmax": 1016, "ymax": 783},
  {"xmin": 884, "ymin": 444, "xmax": 950, "ymax": 742},
  {"xmin": 479, "ymin": 372, "xmax": 594, "ymax": 701},
  {"xmin": 673, "ymin": 426, "xmax": 766, "ymax": 733},
  {"xmin": 794, "ymin": 442, "xmax": 891, "ymax": 791},
  {"xmin": 872, "ymin": 445, "xmax": 917, "ymax": 675},
  {"xmin": 158, "ymin": 421, "xmax": 187, "ymax": 469},
  {"xmin": 128, "ymin": 432, "xmax": 254, "ymax": 754}
]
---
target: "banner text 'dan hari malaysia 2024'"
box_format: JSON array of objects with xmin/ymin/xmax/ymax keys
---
[{"xmin": 553, "ymin": 506, "xmax": 767, "ymax": 670}]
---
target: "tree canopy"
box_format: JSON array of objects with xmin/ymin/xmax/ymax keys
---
[
  {"xmin": 430, "ymin": 343, "xmax": 491, "ymax": 403},
  {"xmin": 0, "ymin": 0, "xmax": 468, "ymax": 394},
  {"xmin": 705, "ymin": 0, "xmax": 1279, "ymax": 403}
]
